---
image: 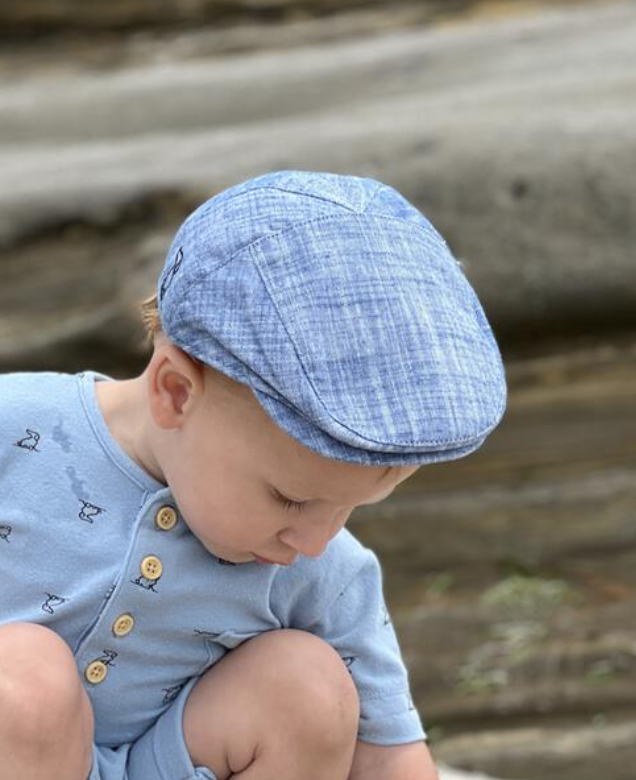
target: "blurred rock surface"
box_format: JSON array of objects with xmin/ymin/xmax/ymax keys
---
[
  {"xmin": 0, "ymin": 0, "xmax": 565, "ymax": 37},
  {"xmin": 352, "ymin": 336, "xmax": 636, "ymax": 780},
  {"xmin": 1, "ymin": 0, "xmax": 634, "ymax": 376}
]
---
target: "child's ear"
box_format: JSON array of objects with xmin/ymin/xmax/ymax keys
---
[{"xmin": 147, "ymin": 345, "xmax": 205, "ymax": 428}]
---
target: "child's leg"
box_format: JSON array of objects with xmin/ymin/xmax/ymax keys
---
[
  {"xmin": 182, "ymin": 628, "xmax": 360, "ymax": 780},
  {"xmin": 0, "ymin": 622, "xmax": 95, "ymax": 780}
]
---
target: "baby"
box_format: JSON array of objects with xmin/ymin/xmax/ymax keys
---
[{"xmin": 0, "ymin": 170, "xmax": 507, "ymax": 780}]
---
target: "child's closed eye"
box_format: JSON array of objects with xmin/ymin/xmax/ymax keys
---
[{"xmin": 271, "ymin": 488, "xmax": 307, "ymax": 512}]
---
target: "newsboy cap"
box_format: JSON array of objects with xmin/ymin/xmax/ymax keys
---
[{"xmin": 157, "ymin": 170, "xmax": 507, "ymax": 466}]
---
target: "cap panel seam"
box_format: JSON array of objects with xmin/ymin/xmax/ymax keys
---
[
  {"xmin": 248, "ymin": 240, "xmax": 504, "ymax": 449},
  {"xmin": 187, "ymin": 173, "xmax": 357, "ymax": 217},
  {"xmin": 166, "ymin": 211, "xmax": 459, "ymax": 321},
  {"xmin": 168, "ymin": 177, "xmax": 366, "ymax": 268},
  {"xmin": 188, "ymin": 174, "xmax": 384, "ymax": 216},
  {"xmin": 249, "ymin": 183, "xmax": 363, "ymax": 212},
  {"xmin": 362, "ymin": 181, "xmax": 389, "ymax": 212}
]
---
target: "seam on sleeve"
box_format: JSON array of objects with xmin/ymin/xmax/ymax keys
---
[{"xmin": 357, "ymin": 685, "xmax": 411, "ymax": 702}]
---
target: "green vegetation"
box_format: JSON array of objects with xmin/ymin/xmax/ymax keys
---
[{"xmin": 480, "ymin": 574, "xmax": 575, "ymax": 614}]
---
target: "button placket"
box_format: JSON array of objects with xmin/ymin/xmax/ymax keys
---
[
  {"xmin": 80, "ymin": 501, "xmax": 179, "ymax": 690},
  {"xmin": 136, "ymin": 505, "xmax": 177, "ymax": 582}
]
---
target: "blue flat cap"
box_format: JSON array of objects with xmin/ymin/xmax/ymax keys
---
[{"xmin": 158, "ymin": 170, "xmax": 507, "ymax": 466}]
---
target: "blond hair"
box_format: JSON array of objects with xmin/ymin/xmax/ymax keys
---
[
  {"xmin": 139, "ymin": 291, "xmax": 249, "ymax": 399},
  {"xmin": 139, "ymin": 292, "xmax": 162, "ymax": 346}
]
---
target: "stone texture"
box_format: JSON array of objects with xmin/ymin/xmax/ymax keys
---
[
  {"xmin": 1, "ymin": 1, "xmax": 635, "ymax": 374},
  {"xmin": 0, "ymin": 0, "xmax": 508, "ymax": 37},
  {"xmin": 434, "ymin": 723, "xmax": 636, "ymax": 780},
  {"xmin": 349, "ymin": 336, "xmax": 636, "ymax": 780}
]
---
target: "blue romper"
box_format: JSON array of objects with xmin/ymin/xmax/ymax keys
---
[{"xmin": 0, "ymin": 369, "xmax": 425, "ymax": 780}]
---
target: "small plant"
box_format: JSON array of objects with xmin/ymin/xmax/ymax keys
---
[
  {"xmin": 424, "ymin": 572, "xmax": 456, "ymax": 599},
  {"xmin": 480, "ymin": 574, "xmax": 574, "ymax": 614}
]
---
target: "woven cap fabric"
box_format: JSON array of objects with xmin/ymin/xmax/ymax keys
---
[{"xmin": 157, "ymin": 170, "xmax": 507, "ymax": 466}]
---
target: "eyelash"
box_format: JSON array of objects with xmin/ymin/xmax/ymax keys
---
[{"xmin": 273, "ymin": 490, "xmax": 306, "ymax": 512}]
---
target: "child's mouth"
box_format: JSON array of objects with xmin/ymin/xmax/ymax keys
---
[{"xmin": 252, "ymin": 554, "xmax": 277, "ymax": 564}]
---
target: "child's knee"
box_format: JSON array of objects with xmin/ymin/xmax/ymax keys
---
[
  {"xmin": 0, "ymin": 622, "xmax": 94, "ymax": 746},
  {"xmin": 184, "ymin": 628, "xmax": 359, "ymax": 773},
  {"xmin": 245, "ymin": 628, "xmax": 360, "ymax": 743}
]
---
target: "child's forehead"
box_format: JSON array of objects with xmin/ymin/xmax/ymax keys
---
[
  {"xmin": 265, "ymin": 449, "xmax": 414, "ymax": 503},
  {"xmin": 199, "ymin": 368, "xmax": 417, "ymax": 491}
]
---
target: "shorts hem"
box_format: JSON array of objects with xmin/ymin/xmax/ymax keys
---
[{"xmin": 90, "ymin": 676, "xmax": 218, "ymax": 780}]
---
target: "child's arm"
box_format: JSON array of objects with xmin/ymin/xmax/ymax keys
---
[
  {"xmin": 349, "ymin": 740, "xmax": 439, "ymax": 780},
  {"xmin": 291, "ymin": 534, "xmax": 437, "ymax": 771}
]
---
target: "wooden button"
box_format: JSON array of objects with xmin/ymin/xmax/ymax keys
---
[
  {"xmin": 112, "ymin": 613, "xmax": 134, "ymax": 637},
  {"xmin": 85, "ymin": 660, "xmax": 108, "ymax": 685},
  {"xmin": 155, "ymin": 506, "xmax": 178, "ymax": 531},
  {"xmin": 140, "ymin": 555, "xmax": 163, "ymax": 580}
]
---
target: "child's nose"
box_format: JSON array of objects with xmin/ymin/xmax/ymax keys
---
[{"xmin": 289, "ymin": 530, "xmax": 332, "ymax": 559}]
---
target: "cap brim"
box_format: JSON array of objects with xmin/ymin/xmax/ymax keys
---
[{"xmin": 251, "ymin": 385, "xmax": 488, "ymax": 467}]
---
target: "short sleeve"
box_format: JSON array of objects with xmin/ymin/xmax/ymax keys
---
[{"xmin": 304, "ymin": 544, "xmax": 426, "ymax": 745}]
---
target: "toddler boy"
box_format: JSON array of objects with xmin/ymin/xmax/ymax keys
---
[{"xmin": 0, "ymin": 170, "xmax": 506, "ymax": 780}]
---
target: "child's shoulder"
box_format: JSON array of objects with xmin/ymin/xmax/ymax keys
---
[
  {"xmin": 0, "ymin": 371, "xmax": 87, "ymax": 485},
  {"xmin": 0, "ymin": 370, "xmax": 93, "ymax": 445},
  {"xmin": 267, "ymin": 528, "xmax": 383, "ymax": 630},
  {"xmin": 0, "ymin": 369, "xmax": 77, "ymax": 407},
  {"xmin": 272, "ymin": 528, "xmax": 379, "ymax": 598}
]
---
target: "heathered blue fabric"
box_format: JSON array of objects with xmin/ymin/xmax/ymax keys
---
[
  {"xmin": 0, "ymin": 370, "xmax": 425, "ymax": 780},
  {"xmin": 158, "ymin": 170, "xmax": 507, "ymax": 467}
]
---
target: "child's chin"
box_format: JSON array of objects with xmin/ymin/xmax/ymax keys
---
[{"xmin": 202, "ymin": 541, "xmax": 250, "ymax": 564}]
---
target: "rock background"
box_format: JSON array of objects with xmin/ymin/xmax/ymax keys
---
[
  {"xmin": 353, "ymin": 336, "xmax": 636, "ymax": 780},
  {"xmin": 0, "ymin": 0, "xmax": 579, "ymax": 37},
  {"xmin": 2, "ymin": 0, "xmax": 635, "ymax": 375},
  {"xmin": 1, "ymin": 1, "xmax": 635, "ymax": 778}
]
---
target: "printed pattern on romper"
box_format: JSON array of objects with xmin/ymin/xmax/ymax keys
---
[
  {"xmin": 0, "ymin": 372, "xmax": 424, "ymax": 748},
  {"xmin": 10, "ymin": 423, "xmax": 107, "ymax": 620}
]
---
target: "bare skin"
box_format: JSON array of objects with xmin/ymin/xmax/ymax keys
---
[
  {"xmin": 0, "ymin": 623, "xmax": 357, "ymax": 780},
  {"xmin": 94, "ymin": 332, "xmax": 420, "ymax": 566},
  {"xmin": 182, "ymin": 628, "xmax": 361, "ymax": 780},
  {"xmin": 0, "ymin": 334, "xmax": 437, "ymax": 779},
  {"xmin": 0, "ymin": 623, "xmax": 94, "ymax": 780},
  {"xmin": 0, "ymin": 622, "xmax": 436, "ymax": 780}
]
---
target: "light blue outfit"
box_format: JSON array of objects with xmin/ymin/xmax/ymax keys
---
[{"xmin": 0, "ymin": 369, "xmax": 425, "ymax": 780}]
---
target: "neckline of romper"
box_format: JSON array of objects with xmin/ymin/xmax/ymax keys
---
[{"xmin": 77, "ymin": 369, "xmax": 168, "ymax": 495}]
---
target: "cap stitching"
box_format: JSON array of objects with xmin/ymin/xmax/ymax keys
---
[
  {"xmin": 165, "ymin": 212, "xmax": 505, "ymax": 449},
  {"xmin": 254, "ymin": 384, "xmax": 499, "ymax": 454},
  {"xmin": 248, "ymin": 241, "xmax": 505, "ymax": 449},
  {"xmin": 164, "ymin": 211, "xmax": 455, "ymax": 320},
  {"xmin": 362, "ymin": 181, "xmax": 388, "ymax": 212},
  {"xmin": 188, "ymin": 177, "xmax": 370, "ymax": 225},
  {"xmin": 215, "ymin": 174, "xmax": 385, "ymax": 214},
  {"xmin": 250, "ymin": 184, "xmax": 363, "ymax": 213}
]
